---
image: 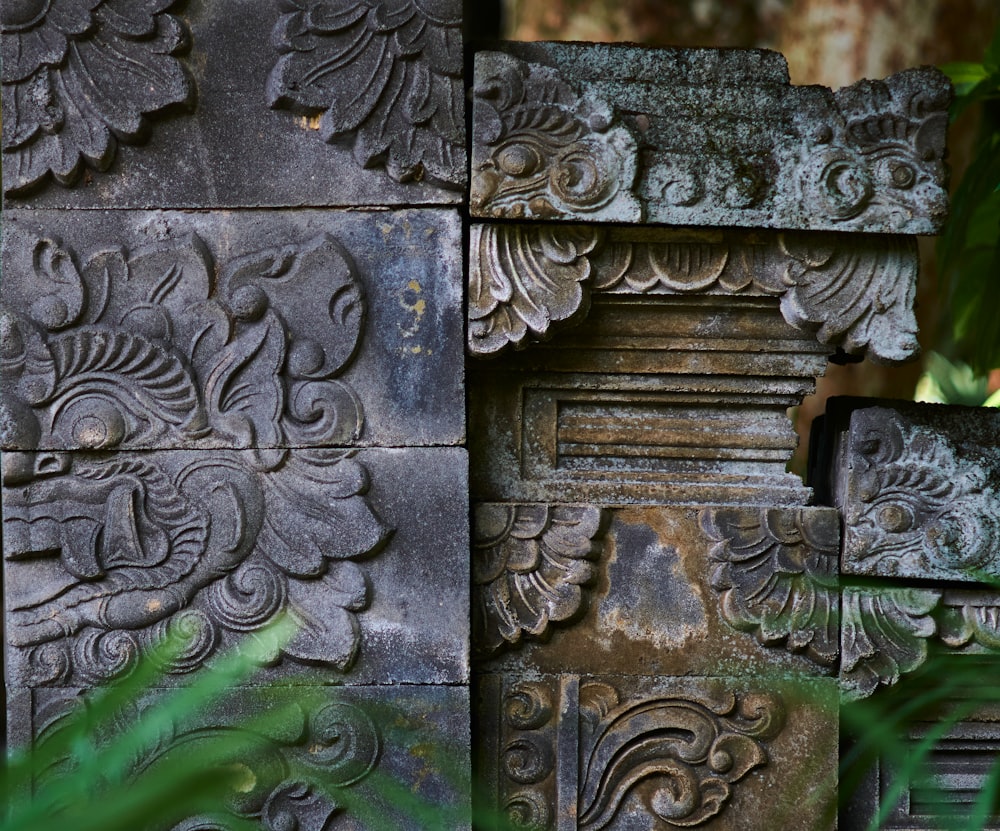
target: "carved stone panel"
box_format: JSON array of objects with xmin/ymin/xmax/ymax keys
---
[
  {"xmin": 476, "ymin": 674, "xmax": 838, "ymax": 830},
  {"xmin": 3, "ymin": 0, "xmax": 465, "ymax": 208},
  {"xmin": 4, "ymin": 446, "xmax": 470, "ymax": 687},
  {"xmin": 9, "ymin": 684, "xmax": 471, "ymax": 830},
  {"xmin": 816, "ymin": 399, "xmax": 1000, "ymax": 584},
  {"xmin": 468, "ymin": 224, "xmax": 921, "ymax": 365},
  {"xmin": 2, "ymin": 209, "xmax": 464, "ymax": 449},
  {"xmin": 475, "ymin": 507, "xmax": 834, "ymax": 679},
  {"xmin": 469, "ymin": 293, "xmax": 829, "ymax": 506},
  {"xmin": 471, "ymin": 43, "xmax": 950, "ymax": 234}
]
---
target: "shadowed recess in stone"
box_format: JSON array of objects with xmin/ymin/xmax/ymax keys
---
[
  {"xmin": 1, "ymin": 0, "xmax": 195, "ymax": 195},
  {"xmin": 471, "ymin": 43, "xmax": 951, "ymax": 234}
]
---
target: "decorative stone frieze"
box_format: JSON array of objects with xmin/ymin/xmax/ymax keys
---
[
  {"xmin": 477, "ymin": 674, "xmax": 837, "ymax": 831},
  {"xmin": 471, "ymin": 43, "xmax": 950, "ymax": 234},
  {"xmin": 1, "ymin": 0, "xmax": 194, "ymax": 196},
  {"xmin": 468, "ymin": 224, "xmax": 920, "ymax": 364}
]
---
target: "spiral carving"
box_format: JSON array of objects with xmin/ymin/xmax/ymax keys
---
[
  {"xmin": 300, "ymin": 703, "xmax": 380, "ymax": 786},
  {"xmin": 504, "ymin": 682, "xmax": 554, "ymax": 730},
  {"xmin": 27, "ymin": 642, "xmax": 71, "ymax": 685},
  {"xmin": 74, "ymin": 629, "xmax": 140, "ymax": 684},
  {"xmin": 206, "ymin": 563, "xmax": 287, "ymax": 632},
  {"xmin": 148, "ymin": 610, "xmax": 219, "ymax": 674},
  {"xmin": 505, "ymin": 791, "xmax": 553, "ymax": 830},
  {"xmin": 503, "ymin": 737, "xmax": 554, "ymax": 785}
]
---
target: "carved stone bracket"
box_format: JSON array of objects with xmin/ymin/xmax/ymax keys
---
[
  {"xmin": 468, "ymin": 223, "xmax": 920, "ymax": 365},
  {"xmin": 471, "ymin": 43, "xmax": 950, "ymax": 234},
  {"xmin": 267, "ymin": 0, "xmax": 466, "ymax": 190},
  {"xmin": 473, "ymin": 503, "xmax": 607, "ymax": 657},
  {"xmin": 483, "ymin": 675, "xmax": 786, "ymax": 830},
  {"xmin": 1, "ymin": 0, "xmax": 194, "ymax": 195}
]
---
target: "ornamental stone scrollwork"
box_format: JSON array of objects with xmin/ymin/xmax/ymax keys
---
[
  {"xmin": 473, "ymin": 503, "xmax": 607, "ymax": 656},
  {"xmin": 840, "ymin": 407, "xmax": 1000, "ymax": 582},
  {"xmin": 470, "ymin": 52, "xmax": 641, "ymax": 222},
  {"xmin": 467, "ymin": 224, "xmax": 919, "ymax": 365},
  {"xmin": 1, "ymin": 0, "xmax": 194, "ymax": 195},
  {"xmin": 267, "ymin": 0, "xmax": 465, "ymax": 190},
  {"xmin": 798, "ymin": 69, "xmax": 951, "ymax": 233},
  {"xmin": 700, "ymin": 507, "xmax": 840, "ymax": 668},
  {"xmin": 32, "ymin": 691, "xmax": 381, "ymax": 830},
  {"xmin": 576, "ymin": 684, "xmax": 783, "ymax": 829},
  {"xmin": 2, "ymin": 227, "xmax": 391, "ymax": 685}
]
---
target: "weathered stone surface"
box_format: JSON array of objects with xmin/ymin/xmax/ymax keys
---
[
  {"xmin": 471, "ymin": 43, "xmax": 950, "ymax": 234},
  {"xmin": 475, "ymin": 674, "xmax": 838, "ymax": 830},
  {"xmin": 475, "ymin": 507, "xmax": 832, "ymax": 678},
  {"xmin": 815, "ymin": 399, "xmax": 1000, "ymax": 583},
  {"xmin": 469, "ymin": 294, "xmax": 829, "ymax": 506},
  {"xmin": 4, "ymin": 446, "xmax": 469, "ymax": 687},
  {"xmin": 1, "ymin": 209, "xmax": 463, "ymax": 449},
  {"xmin": 3, "ymin": 0, "xmax": 464, "ymax": 207},
  {"xmin": 468, "ymin": 223, "xmax": 921, "ymax": 365},
  {"xmin": 10, "ymin": 684, "xmax": 471, "ymax": 830}
]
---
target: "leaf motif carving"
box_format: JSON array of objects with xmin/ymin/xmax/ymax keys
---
[
  {"xmin": 468, "ymin": 224, "xmax": 604, "ymax": 355},
  {"xmin": 577, "ymin": 686, "xmax": 784, "ymax": 829},
  {"xmin": 2, "ymin": 0, "xmax": 194, "ymax": 194},
  {"xmin": 700, "ymin": 507, "xmax": 840, "ymax": 667},
  {"xmin": 473, "ymin": 503, "xmax": 606, "ymax": 656},
  {"xmin": 267, "ymin": 0, "xmax": 465, "ymax": 189}
]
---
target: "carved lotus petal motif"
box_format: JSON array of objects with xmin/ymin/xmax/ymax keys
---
[
  {"xmin": 772, "ymin": 233, "xmax": 920, "ymax": 365},
  {"xmin": 267, "ymin": 0, "xmax": 465, "ymax": 189},
  {"xmin": 701, "ymin": 507, "xmax": 840, "ymax": 667},
  {"xmin": 2, "ymin": 0, "xmax": 194, "ymax": 194},
  {"xmin": 840, "ymin": 586, "xmax": 941, "ymax": 700},
  {"xmin": 468, "ymin": 223, "xmax": 604, "ymax": 355},
  {"xmin": 577, "ymin": 688, "xmax": 784, "ymax": 829},
  {"xmin": 473, "ymin": 503, "xmax": 606, "ymax": 656}
]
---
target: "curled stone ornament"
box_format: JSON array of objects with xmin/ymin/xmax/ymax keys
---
[
  {"xmin": 505, "ymin": 791, "xmax": 552, "ymax": 830},
  {"xmin": 504, "ymin": 736, "xmax": 555, "ymax": 785},
  {"xmin": 504, "ymin": 682, "xmax": 554, "ymax": 731},
  {"xmin": 1, "ymin": 0, "xmax": 195, "ymax": 194}
]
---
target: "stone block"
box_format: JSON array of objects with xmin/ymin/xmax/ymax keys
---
[
  {"xmin": 4, "ymin": 447, "xmax": 469, "ymax": 687},
  {"xmin": 473, "ymin": 505, "xmax": 839, "ymax": 679},
  {"xmin": 9, "ymin": 684, "xmax": 471, "ymax": 830},
  {"xmin": 475, "ymin": 673, "xmax": 838, "ymax": 831},
  {"xmin": 813, "ymin": 399, "xmax": 1000, "ymax": 584},
  {"xmin": 1, "ymin": 209, "xmax": 464, "ymax": 450},
  {"xmin": 2, "ymin": 0, "xmax": 465, "ymax": 208},
  {"xmin": 471, "ymin": 42, "xmax": 950, "ymax": 234}
]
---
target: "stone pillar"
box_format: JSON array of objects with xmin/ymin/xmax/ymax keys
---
[
  {"xmin": 2, "ymin": 2, "xmax": 470, "ymax": 828},
  {"xmin": 468, "ymin": 42, "xmax": 954, "ymax": 830}
]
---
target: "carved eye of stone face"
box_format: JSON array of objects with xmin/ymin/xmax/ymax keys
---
[
  {"xmin": 878, "ymin": 158, "xmax": 917, "ymax": 190},
  {"xmin": 875, "ymin": 502, "xmax": 914, "ymax": 534},
  {"xmin": 71, "ymin": 404, "xmax": 126, "ymax": 450},
  {"xmin": 1, "ymin": 0, "xmax": 50, "ymax": 31},
  {"xmin": 496, "ymin": 143, "xmax": 541, "ymax": 178}
]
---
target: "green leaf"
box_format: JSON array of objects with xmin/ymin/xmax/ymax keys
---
[{"xmin": 942, "ymin": 61, "xmax": 989, "ymax": 97}]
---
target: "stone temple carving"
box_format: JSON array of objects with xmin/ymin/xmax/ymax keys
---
[
  {"xmin": 473, "ymin": 503, "xmax": 606, "ymax": 655},
  {"xmin": 1, "ymin": 0, "xmax": 194, "ymax": 195},
  {"xmin": 468, "ymin": 223, "xmax": 920, "ymax": 365},
  {"xmin": 268, "ymin": 0, "xmax": 466, "ymax": 189},
  {"xmin": 471, "ymin": 43, "xmax": 950, "ymax": 234},
  {"xmin": 2, "ymin": 226, "xmax": 390, "ymax": 685}
]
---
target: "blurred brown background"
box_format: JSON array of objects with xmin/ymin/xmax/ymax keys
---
[{"xmin": 494, "ymin": 0, "xmax": 999, "ymax": 470}]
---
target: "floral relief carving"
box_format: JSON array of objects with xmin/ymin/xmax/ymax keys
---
[
  {"xmin": 841, "ymin": 408, "xmax": 1000, "ymax": 581},
  {"xmin": 700, "ymin": 507, "xmax": 840, "ymax": 668},
  {"xmin": 468, "ymin": 224, "xmax": 919, "ymax": 365},
  {"xmin": 267, "ymin": 0, "xmax": 465, "ymax": 189},
  {"xmin": 576, "ymin": 684, "xmax": 784, "ymax": 829},
  {"xmin": 1, "ymin": 0, "xmax": 194, "ymax": 195},
  {"xmin": 2, "ymin": 228, "xmax": 391, "ymax": 684},
  {"xmin": 799, "ymin": 69, "xmax": 951, "ymax": 231},
  {"xmin": 471, "ymin": 52, "xmax": 641, "ymax": 221},
  {"xmin": 473, "ymin": 503, "xmax": 607, "ymax": 656}
]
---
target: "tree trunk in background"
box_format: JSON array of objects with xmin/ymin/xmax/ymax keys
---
[{"xmin": 503, "ymin": 0, "xmax": 999, "ymax": 472}]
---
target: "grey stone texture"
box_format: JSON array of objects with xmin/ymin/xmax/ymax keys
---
[
  {"xmin": 1, "ymin": 209, "xmax": 465, "ymax": 449},
  {"xmin": 471, "ymin": 43, "xmax": 950, "ymax": 234},
  {"xmin": 9, "ymin": 684, "xmax": 471, "ymax": 829},
  {"xmin": 2, "ymin": 0, "xmax": 465, "ymax": 207}
]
